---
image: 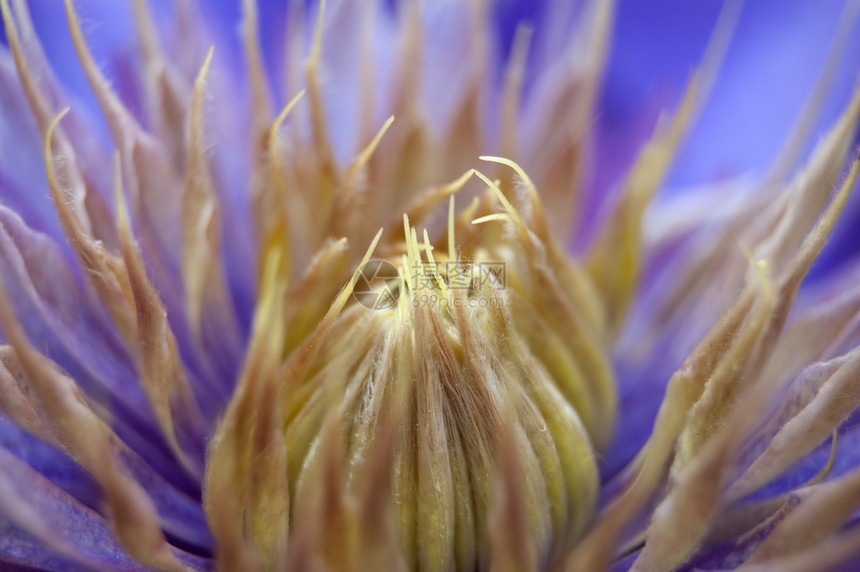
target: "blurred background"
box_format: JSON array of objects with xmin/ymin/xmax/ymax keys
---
[{"xmin": 4, "ymin": 0, "xmax": 860, "ymax": 276}]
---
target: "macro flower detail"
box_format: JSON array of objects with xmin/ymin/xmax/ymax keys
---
[{"xmin": 1, "ymin": 0, "xmax": 860, "ymax": 571}]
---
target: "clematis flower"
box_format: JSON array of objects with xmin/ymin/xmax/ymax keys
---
[{"xmin": 0, "ymin": 0, "xmax": 859, "ymax": 570}]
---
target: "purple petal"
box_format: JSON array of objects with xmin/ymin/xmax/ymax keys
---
[
  {"xmin": 0, "ymin": 413, "xmax": 101, "ymax": 513},
  {"xmin": 0, "ymin": 413, "xmax": 214, "ymax": 557},
  {"xmin": 0, "ymin": 52, "xmax": 68, "ymax": 245},
  {"xmin": 668, "ymin": 0, "xmax": 860, "ymax": 187},
  {"xmin": 0, "ymin": 205, "xmax": 208, "ymax": 493},
  {"xmin": 0, "ymin": 446, "xmax": 156, "ymax": 571},
  {"xmin": 22, "ymin": 0, "xmax": 136, "ymax": 143}
]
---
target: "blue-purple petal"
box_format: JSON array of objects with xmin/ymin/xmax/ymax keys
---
[{"xmin": 0, "ymin": 413, "xmax": 214, "ymax": 558}]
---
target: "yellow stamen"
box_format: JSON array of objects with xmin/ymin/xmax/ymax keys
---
[{"xmin": 448, "ymin": 194, "xmax": 457, "ymax": 262}]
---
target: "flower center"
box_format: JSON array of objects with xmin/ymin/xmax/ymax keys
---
[{"xmin": 264, "ymin": 164, "xmax": 616, "ymax": 568}]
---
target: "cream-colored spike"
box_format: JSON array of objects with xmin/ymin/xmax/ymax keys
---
[
  {"xmin": 566, "ymin": 285, "xmax": 757, "ymax": 572},
  {"xmin": 204, "ymin": 245, "xmax": 287, "ymax": 572},
  {"xmin": 43, "ymin": 110, "xmax": 138, "ymax": 348},
  {"xmin": 745, "ymin": 461, "xmax": 860, "ymax": 564},
  {"xmin": 66, "ymin": 0, "xmax": 185, "ymax": 296},
  {"xmin": 277, "ymin": 229, "xmax": 384, "ymax": 409},
  {"xmin": 115, "ymin": 153, "xmax": 206, "ymax": 480},
  {"xmin": 499, "ymin": 24, "xmax": 533, "ymax": 166},
  {"xmin": 422, "ymin": 228, "xmax": 452, "ymax": 303},
  {"xmin": 755, "ymin": 81, "xmax": 860, "ymax": 275},
  {"xmin": 131, "ymin": 0, "xmax": 190, "ymax": 169},
  {"xmin": 306, "ymin": 0, "xmax": 338, "ymax": 186},
  {"xmin": 585, "ymin": 70, "xmax": 699, "ymax": 337},
  {"xmin": 628, "ymin": 150, "xmax": 860, "ymax": 572},
  {"xmin": 524, "ymin": 0, "xmax": 613, "ymax": 235},
  {"xmin": 585, "ymin": 0, "xmax": 739, "ymax": 337},
  {"xmin": 64, "ymin": 0, "xmax": 150, "ymax": 148},
  {"xmin": 328, "ymin": 116, "xmax": 396, "ymax": 236},
  {"xmin": 243, "ymin": 0, "xmax": 273, "ymax": 117},
  {"xmin": 448, "ymin": 195, "xmax": 457, "ymax": 262},
  {"xmin": 391, "ymin": 170, "xmax": 475, "ymax": 235},
  {"xmin": 181, "ymin": 46, "xmax": 241, "ymax": 350},
  {"xmin": 355, "ymin": 0, "xmax": 376, "ymax": 147},
  {"xmin": 0, "ymin": 348, "xmax": 58, "ymax": 445},
  {"xmin": 487, "ymin": 409, "xmax": 539, "ymax": 572}
]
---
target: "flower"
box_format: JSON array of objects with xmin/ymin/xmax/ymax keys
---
[{"xmin": 0, "ymin": 0, "xmax": 859, "ymax": 571}]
